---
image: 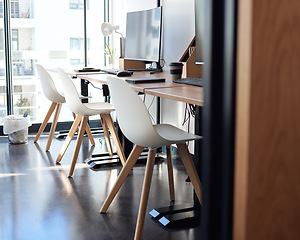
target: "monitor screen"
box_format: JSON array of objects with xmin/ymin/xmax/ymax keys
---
[
  {"xmin": 195, "ymin": 0, "xmax": 204, "ymax": 64},
  {"xmin": 124, "ymin": 7, "xmax": 162, "ymax": 63}
]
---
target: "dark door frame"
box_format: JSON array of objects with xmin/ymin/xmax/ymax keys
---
[{"xmin": 200, "ymin": 0, "xmax": 238, "ymax": 240}]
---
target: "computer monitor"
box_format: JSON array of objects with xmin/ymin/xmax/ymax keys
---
[
  {"xmin": 124, "ymin": 7, "xmax": 162, "ymax": 70},
  {"xmin": 194, "ymin": 0, "xmax": 204, "ymax": 64}
]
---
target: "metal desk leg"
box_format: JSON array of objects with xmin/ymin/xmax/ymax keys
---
[{"xmin": 149, "ymin": 105, "xmax": 202, "ymax": 228}]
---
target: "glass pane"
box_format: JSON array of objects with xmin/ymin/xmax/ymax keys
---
[
  {"xmin": 0, "ymin": 3, "xmax": 7, "ymax": 121},
  {"xmin": 9, "ymin": 0, "xmax": 105, "ymax": 124},
  {"xmin": 83, "ymin": 0, "xmax": 106, "ymax": 117},
  {"xmin": 86, "ymin": 0, "xmax": 105, "ymax": 68}
]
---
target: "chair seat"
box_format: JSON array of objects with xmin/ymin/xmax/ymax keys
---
[
  {"xmin": 81, "ymin": 102, "xmax": 115, "ymax": 116},
  {"xmin": 154, "ymin": 124, "xmax": 202, "ymax": 144}
]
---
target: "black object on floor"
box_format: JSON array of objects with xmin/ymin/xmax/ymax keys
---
[{"xmin": 158, "ymin": 209, "xmax": 200, "ymax": 228}]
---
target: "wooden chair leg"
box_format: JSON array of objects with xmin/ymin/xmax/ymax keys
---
[
  {"xmin": 72, "ymin": 112, "xmax": 94, "ymax": 145},
  {"xmin": 99, "ymin": 114, "xmax": 113, "ymax": 156},
  {"xmin": 100, "ymin": 145, "xmax": 144, "ymax": 213},
  {"xmin": 134, "ymin": 148, "xmax": 157, "ymax": 240},
  {"xmin": 45, "ymin": 103, "xmax": 62, "ymax": 151},
  {"xmin": 34, "ymin": 102, "xmax": 57, "ymax": 143},
  {"xmin": 176, "ymin": 143, "xmax": 202, "ymax": 204},
  {"xmin": 166, "ymin": 145, "xmax": 175, "ymax": 201},
  {"xmin": 85, "ymin": 121, "xmax": 95, "ymax": 146},
  {"xmin": 68, "ymin": 116, "xmax": 89, "ymax": 177},
  {"xmin": 102, "ymin": 114, "xmax": 126, "ymax": 165},
  {"xmin": 56, "ymin": 115, "xmax": 82, "ymax": 163}
]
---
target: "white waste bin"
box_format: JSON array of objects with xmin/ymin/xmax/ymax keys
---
[{"xmin": 3, "ymin": 115, "xmax": 32, "ymax": 144}]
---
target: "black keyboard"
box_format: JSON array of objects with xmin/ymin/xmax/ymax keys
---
[
  {"xmin": 100, "ymin": 69, "xmax": 120, "ymax": 74},
  {"xmin": 173, "ymin": 77, "xmax": 204, "ymax": 87},
  {"xmin": 101, "ymin": 69, "xmax": 133, "ymax": 77}
]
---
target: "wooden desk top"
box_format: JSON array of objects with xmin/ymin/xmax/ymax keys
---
[
  {"xmin": 77, "ymin": 71, "xmax": 182, "ymax": 93},
  {"xmin": 75, "ymin": 70, "xmax": 203, "ymax": 106},
  {"xmin": 65, "ymin": 70, "xmax": 103, "ymax": 78},
  {"xmin": 145, "ymin": 86, "xmax": 203, "ymax": 106}
]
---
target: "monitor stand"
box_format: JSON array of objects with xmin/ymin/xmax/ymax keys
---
[
  {"xmin": 127, "ymin": 68, "xmax": 156, "ymax": 72},
  {"xmin": 128, "ymin": 61, "xmax": 163, "ymax": 74},
  {"xmin": 127, "ymin": 68, "xmax": 163, "ymax": 74},
  {"xmin": 150, "ymin": 68, "xmax": 163, "ymax": 74}
]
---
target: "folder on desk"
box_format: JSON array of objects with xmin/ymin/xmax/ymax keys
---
[
  {"xmin": 125, "ymin": 78, "xmax": 165, "ymax": 84},
  {"xmin": 74, "ymin": 68, "xmax": 101, "ymax": 72}
]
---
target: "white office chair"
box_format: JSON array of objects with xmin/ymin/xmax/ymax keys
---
[
  {"xmin": 55, "ymin": 68, "xmax": 126, "ymax": 177},
  {"xmin": 100, "ymin": 76, "xmax": 202, "ymax": 240},
  {"xmin": 34, "ymin": 64, "xmax": 94, "ymax": 151}
]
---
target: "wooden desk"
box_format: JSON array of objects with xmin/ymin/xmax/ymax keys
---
[
  {"xmin": 76, "ymin": 71, "xmax": 182, "ymax": 93},
  {"xmin": 66, "ymin": 70, "xmax": 103, "ymax": 78},
  {"xmin": 145, "ymin": 86, "xmax": 203, "ymax": 106}
]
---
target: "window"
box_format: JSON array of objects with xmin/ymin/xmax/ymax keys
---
[
  {"xmin": 11, "ymin": 0, "xmax": 20, "ymax": 18},
  {"xmin": 70, "ymin": 37, "xmax": 90, "ymax": 50},
  {"xmin": 0, "ymin": 0, "xmax": 107, "ymax": 125},
  {"xmin": 69, "ymin": 0, "xmax": 89, "ymax": 10},
  {"xmin": 0, "ymin": 0, "xmax": 20, "ymax": 18},
  {"xmin": 0, "ymin": 29, "xmax": 18, "ymax": 50},
  {"xmin": 70, "ymin": 58, "xmax": 84, "ymax": 66},
  {"xmin": 70, "ymin": 38, "xmax": 84, "ymax": 50},
  {"xmin": 11, "ymin": 29, "xmax": 18, "ymax": 50}
]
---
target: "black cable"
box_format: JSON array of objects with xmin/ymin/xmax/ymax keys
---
[
  {"xmin": 147, "ymin": 95, "xmax": 156, "ymax": 111},
  {"xmin": 88, "ymin": 81, "xmax": 102, "ymax": 91},
  {"xmin": 182, "ymin": 103, "xmax": 196, "ymax": 133},
  {"xmin": 143, "ymin": 94, "xmax": 155, "ymax": 123}
]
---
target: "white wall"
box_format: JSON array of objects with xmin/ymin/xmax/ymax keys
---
[
  {"xmin": 161, "ymin": 0, "xmax": 195, "ymax": 69},
  {"xmin": 160, "ymin": 0, "xmax": 196, "ymax": 152}
]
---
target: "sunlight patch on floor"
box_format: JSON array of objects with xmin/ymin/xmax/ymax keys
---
[
  {"xmin": 0, "ymin": 173, "xmax": 27, "ymax": 178},
  {"xmin": 27, "ymin": 163, "xmax": 90, "ymax": 171}
]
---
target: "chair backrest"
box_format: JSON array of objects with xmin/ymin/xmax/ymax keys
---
[
  {"xmin": 56, "ymin": 68, "xmax": 91, "ymax": 115},
  {"xmin": 35, "ymin": 64, "xmax": 65, "ymax": 103},
  {"xmin": 107, "ymin": 76, "xmax": 163, "ymax": 148}
]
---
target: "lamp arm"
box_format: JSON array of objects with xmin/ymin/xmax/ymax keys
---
[{"xmin": 114, "ymin": 30, "xmax": 124, "ymax": 38}]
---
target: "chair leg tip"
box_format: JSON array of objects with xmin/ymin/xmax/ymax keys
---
[{"xmin": 100, "ymin": 208, "xmax": 107, "ymax": 213}]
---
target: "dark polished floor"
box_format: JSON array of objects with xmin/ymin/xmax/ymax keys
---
[{"xmin": 0, "ymin": 133, "xmax": 200, "ymax": 240}]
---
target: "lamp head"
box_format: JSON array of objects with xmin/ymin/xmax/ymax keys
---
[{"xmin": 101, "ymin": 22, "xmax": 120, "ymax": 36}]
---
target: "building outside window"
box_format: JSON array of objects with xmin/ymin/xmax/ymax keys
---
[
  {"xmin": 70, "ymin": 37, "xmax": 90, "ymax": 50},
  {"xmin": 11, "ymin": 0, "xmax": 20, "ymax": 18},
  {"xmin": 0, "ymin": 0, "xmax": 109, "ymax": 125},
  {"xmin": 0, "ymin": 0, "xmax": 21, "ymax": 18},
  {"xmin": 0, "ymin": 29, "xmax": 19, "ymax": 50},
  {"xmin": 69, "ymin": 0, "xmax": 89, "ymax": 10}
]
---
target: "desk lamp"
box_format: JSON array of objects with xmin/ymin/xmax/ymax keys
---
[{"xmin": 101, "ymin": 22, "xmax": 125, "ymax": 58}]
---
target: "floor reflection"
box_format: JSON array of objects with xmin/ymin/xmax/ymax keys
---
[{"xmin": 0, "ymin": 134, "xmax": 200, "ymax": 240}]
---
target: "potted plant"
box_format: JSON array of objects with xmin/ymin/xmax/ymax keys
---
[{"xmin": 104, "ymin": 42, "xmax": 115, "ymax": 68}]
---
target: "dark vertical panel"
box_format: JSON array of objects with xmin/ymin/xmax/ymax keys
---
[
  {"xmin": 200, "ymin": 0, "xmax": 237, "ymax": 239},
  {"xmin": 4, "ymin": 0, "xmax": 13, "ymax": 115},
  {"xmin": 84, "ymin": 0, "xmax": 87, "ymax": 67},
  {"xmin": 104, "ymin": 0, "xmax": 109, "ymax": 66}
]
